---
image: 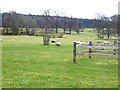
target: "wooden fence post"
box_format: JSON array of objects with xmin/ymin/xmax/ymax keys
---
[
  {"xmin": 73, "ymin": 42, "xmax": 76, "ymax": 63},
  {"xmin": 89, "ymin": 41, "xmax": 92, "ymax": 58},
  {"xmin": 113, "ymin": 41, "xmax": 117, "ymax": 55}
]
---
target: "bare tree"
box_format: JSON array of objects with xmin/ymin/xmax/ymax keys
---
[
  {"xmin": 110, "ymin": 15, "xmax": 119, "ymax": 37},
  {"xmin": 2, "ymin": 13, "xmax": 9, "ymax": 34},
  {"xmin": 7, "ymin": 11, "xmax": 19, "ymax": 35},
  {"xmin": 53, "ymin": 10, "xmax": 63, "ymax": 33},
  {"xmin": 71, "ymin": 18, "xmax": 81, "ymax": 34},
  {"xmin": 42, "ymin": 9, "xmax": 52, "ymax": 45},
  {"xmin": 54, "ymin": 11, "xmax": 59, "ymax": 33},
  {"xmin": 95, "ymin": 14, "xmax": 104, "ymax": 38},
  {"xmin": 68, "ymin": 17, "xmax": 73, "ymax": 34},
  {"xmin": 62, "ymin": 16, "xmax": 67, "ymax": 33},
  {"xmin": 96, "ymin": 14, "xmax": 112, "ymax": 39},
  {"xmin": 23, "ymin": 15, "xmax": 38, "ymax": 35}
]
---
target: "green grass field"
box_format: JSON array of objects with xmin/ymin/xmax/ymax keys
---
[
  {"xmin": 1, "ymin": 31, "xmax": 118, "ymax": 88},
  {"xmin": 0, "ymin": 35, "xmax": 2, "ymax": 89}
]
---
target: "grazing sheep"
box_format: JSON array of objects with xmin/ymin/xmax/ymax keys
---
[
  {"xmin": 13, "ymin": 39, "xmax": 15, "ymax": 41},
  {"xmin": 51, "ymin": 40, "xmax": 57, "ymax": 43},
  {"xmin": 104, "ymin": 41, "xmax": 109, "ymax": 45},
  {"xmin": 55, "ymin": 42, "xmax": 61, "ymax": 46}
]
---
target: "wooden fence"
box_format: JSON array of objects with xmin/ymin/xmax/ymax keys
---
[{"xmin": 73, "ymin": 41, "xmax": 120, "ymax": 63}]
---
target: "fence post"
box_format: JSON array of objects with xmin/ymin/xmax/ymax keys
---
[
  {"xmin": 89, "ymin": 41, "xmax": 92, "ymax": 58},
  {"xmin": 113, "ymin": 41, "xmax": 117, "ymax": 55},
  {"xmin": 73, "ymin": 42, "xmax": 76, "ymax": 63}
]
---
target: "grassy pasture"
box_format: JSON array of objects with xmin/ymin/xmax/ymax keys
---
[
  {"xmin": 0, "ymin": 34, "xmax": 2, "ymax": 89},
  {"xmin": 1, "ymin": 30, "xmax": 118, "ymax": 88}
]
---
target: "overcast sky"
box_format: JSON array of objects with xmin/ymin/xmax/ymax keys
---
[{"xmin": 0, "ymin": 0, "xmax": 119, "ymax": 19}]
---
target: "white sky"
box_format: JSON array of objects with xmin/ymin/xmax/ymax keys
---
[{"xmin": 0, "ymin": 0, "xmax": 119, "ymax": 19}]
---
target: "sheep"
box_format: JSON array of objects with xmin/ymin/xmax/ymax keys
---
[
  {"xmin": 12, "ymin": 39, "xmax": 15, "ymax": 41},
  {"xmin": 55, "ymin": 41, "xmax": 61, "ymax": 46},
  {"xmin": 104, "ymin": 41, "xmax": 109, "ymax": 45},
  {"xmin": 51, "ymin": 40, "xmax": 57, "ymax": 43}
]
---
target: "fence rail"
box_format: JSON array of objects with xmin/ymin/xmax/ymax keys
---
[
  {"xmin": 73, "ymin": 41, "xmax": 120, "ymax": 63},
  {"xmin": 76, "ymin": 44, "xmax": 119, "ymax": 49}
]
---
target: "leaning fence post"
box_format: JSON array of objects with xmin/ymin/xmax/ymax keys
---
[
  {"xmin": 89, "ymin": 41, "xmax": 92, "ymax": 58},
  {"xmin": 73, "ymin": 42, "xmax": 76, "ymax": 63}
]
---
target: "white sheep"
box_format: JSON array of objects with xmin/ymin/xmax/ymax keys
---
[
  {"xmin": 12, "ymin": 39, "xmax": 15, "ymax": 41},
  {"xmin": 55, "ymin": 41, "xmax": 61, "ymax": 46}
]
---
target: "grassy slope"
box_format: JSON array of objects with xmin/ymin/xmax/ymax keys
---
[{"xmin": 2, "ymin": 31, "xmax": 118, "ymax": 88}]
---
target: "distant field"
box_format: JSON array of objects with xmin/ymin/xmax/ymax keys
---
[{"xmin": 1, "ymin": 29, "xmax": 118, "ymax": 88}]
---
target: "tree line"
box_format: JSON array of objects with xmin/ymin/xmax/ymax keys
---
[
  {"xmin": 0, "ymin": 11, "xmax": 119, "ymax": 39},
  {"xmin": 1, "ymin": 11, "xmax": 96, "ymax": 35}
]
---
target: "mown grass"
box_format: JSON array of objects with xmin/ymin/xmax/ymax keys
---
[{"xmin": 1, "ymin": 30, "xmax": 118, "ymax": 88}]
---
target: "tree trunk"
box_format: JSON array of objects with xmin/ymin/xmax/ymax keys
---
[
  {"xmin": 43, "ymin": 35, "xmax": 50, "ymax": 45},
  {"xmin": 56, "ymin": 27, "xmax": 58, "ymax": 33},
  {"xmin": 26, "ymin": 28, "xmax": 30, "ymax": 35},
  {"xmin": 69, "ymin": 27, "xmax": 71, "ymax": 34},
  {"xmin": 107, "ymin": 34, "xmax": 110, "ymax": 39},
  {"xmin": 4, "ymin": 28, "xmax": 8, "ymax": 35},
  {"xmin": 63, "ymin": 28, "xmax": 66, "ymax": 33},
  {"xmin": 107, "ymin": 28, "xmax": 110, "ymax": 39}
]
